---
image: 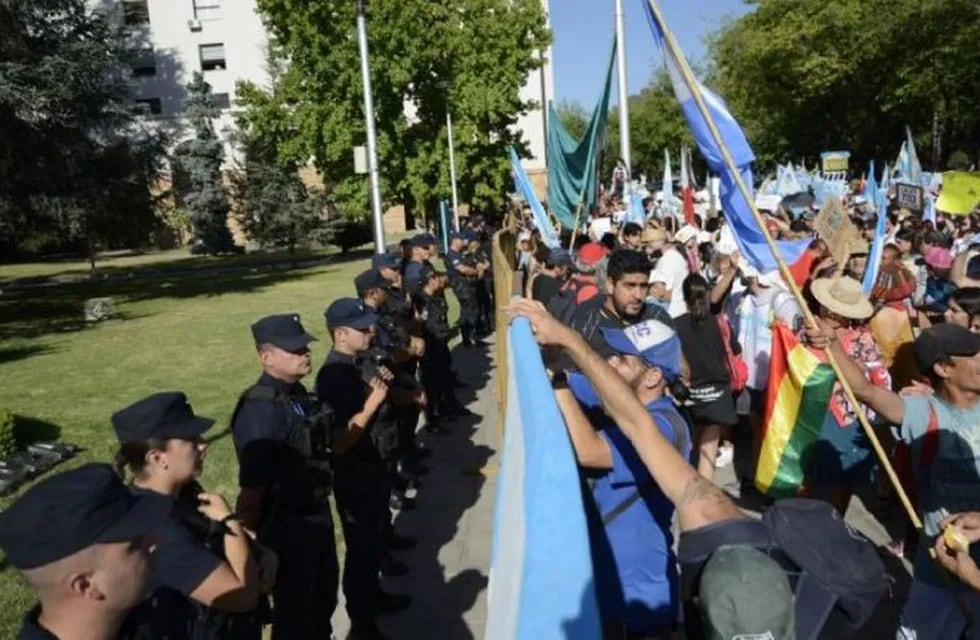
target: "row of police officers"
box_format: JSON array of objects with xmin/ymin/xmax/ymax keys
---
[{"xmin": 0, "ymin": 226, "xmax": 495, "ymax": 640}]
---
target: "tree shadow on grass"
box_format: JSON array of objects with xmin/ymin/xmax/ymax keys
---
[
  {"xmin": 0, "ymin": 344, "xmax": 56, "ymax": 365},
  {"xmin": 0, "ymin": 266, "xmax": 332, "ymax": 342},
  {"xmin": 13, "ymin": 415, "xmax": 62, "ymax": 446}
]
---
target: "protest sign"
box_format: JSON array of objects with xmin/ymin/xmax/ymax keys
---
[
  {"xmin": 895, "ymin": 183, "xmax": 924, "ymax": 213},
  {"xmin": 937, "ymin": 172, "xmax": 980, "ymax": 215},
  {"xmin": 813, "ymin": 197, "xmax": 861, "ymax": 265},
  {"xmin": 820, "ymin": 150, "xmax": 850, "ymax": 175}
]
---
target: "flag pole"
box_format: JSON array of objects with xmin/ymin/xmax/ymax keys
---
[{"xmin": 645, "ymin": 0, "xmax": 920, "ymax": 529}]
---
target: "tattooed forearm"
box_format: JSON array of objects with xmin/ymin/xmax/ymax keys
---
[{"xmin": 679, "ymin": 475, "xmax": 729, "ymax": 508}]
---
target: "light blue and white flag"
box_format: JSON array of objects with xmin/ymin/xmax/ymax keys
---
[
  {"xmin": 661, "ymin": 149, "xmax": 674, "ymax": 213},
  {"xmin": 642, "ymin": 0, "xmax": 810, "ymax": 273},
  {"xmin": 862, "ymin": 160, "xmax": 886, "ymax": 295},
  {"xmin": 509, "ymin": 146, "xmax": 559, "ymax": 248},
  {"xmin": 923, "ymin": 193, "xmax": 937, "ymax": 227}
]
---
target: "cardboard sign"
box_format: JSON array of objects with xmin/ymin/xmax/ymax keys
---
[
  {"xmin": 895, "ymin": 183, "xmax": 924, "ymax": 212},
  {"xmin": 813, "ymin": 197, "xmax": 862, "ymax": 265},
  {"xmin": 820, "ymin": 150, "xmax": 850, "ymax": 175}
]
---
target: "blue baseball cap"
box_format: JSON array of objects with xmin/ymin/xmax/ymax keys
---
[
  {"xmin": 371, "ymin": 252, "xmax": 401, "ymax": 271},
  {"xmin": 463, "ymin": 230, "xmax": 479, "ymax": 243},
  {"xmin": 449, "ymin": 231, "xmax": 465, "ymax": 242},
  {"xmin": 599, "ymin": 319, "xmax": 683, "ymax": 380},
  {"xmin": 411, "ymin": 233, "xmax": 438, "ymax": 248},
  {"xmin": 325, "ymin": 297, "xmax": 379, "ymax": 330}
]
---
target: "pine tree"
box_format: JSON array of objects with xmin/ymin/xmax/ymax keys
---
[{"xmin": 176, "ymin": 72, "xmax": 236, "ymax": 254}]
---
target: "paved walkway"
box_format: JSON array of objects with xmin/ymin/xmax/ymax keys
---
[{"xmin": 332, "ymin": 339, "xmax": 499, "ymax": 639}]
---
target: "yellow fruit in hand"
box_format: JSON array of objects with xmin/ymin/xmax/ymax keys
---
[{"xmin": 944, "ymin": 525, "xmax": 971, "ymax": 553}]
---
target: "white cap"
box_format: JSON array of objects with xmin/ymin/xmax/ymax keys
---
[
  {"xmin": 518, "ymin": 231, "xmax": 531, "ymax": 242},
  {"xmin": 697, "ymin": 230, "xmax": 713, "ymax": 245},
  {"xmin": 716, "ymin": 226, "xmax": 739, "ymax": 255},
  {"xmin": 649, "ymin": 268, "xmax": 669, "ymax": 285},
  {"xmin": 675, "ymin": 224, "xmax": 699, "ymax": 244}
]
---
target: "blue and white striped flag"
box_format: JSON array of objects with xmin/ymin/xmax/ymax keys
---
[
  {"xmin": 862, "ymin": 161, "xmax": 886, "ymax": 295},
  {"xmin": 641, "ymin": 0, "xmax": 810, "ymax": 273},
  {"xmin": 509, "ymin": 147, "xmax": 559, "ymax": 248}
]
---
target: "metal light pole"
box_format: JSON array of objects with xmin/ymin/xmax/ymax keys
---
[
  {"xmin": 356, "ymin": 0, "xmax": 385, "ymax": 253},
  {"xmin": 446, "ymin": 108, "xmax": 461, "ymax": 230},
  {"xmin": 614, "ymin": 0, "xmax": 632, "ymax": 201}
]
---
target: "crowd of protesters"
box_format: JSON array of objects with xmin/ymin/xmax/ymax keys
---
[{"xmin": 511, "ymin": 182, "xmax": 980, "ymax": 639}]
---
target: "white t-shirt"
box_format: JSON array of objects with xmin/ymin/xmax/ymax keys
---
[
  {"xmin": 657, "ymin": 248, "xmax": 690, "ymax": 318},
  {"xmin": 589, "ymin": 217, "xmax": 612, "ymax": 241},
  {"xmin": 736, "ymin": 287, "xmax": 803, "ymax": 390}
]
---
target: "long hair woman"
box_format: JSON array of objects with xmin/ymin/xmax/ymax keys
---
[
  {"xmin": 113, "ymin": 392, "xmax": 268, "ymax": 640},
  {"xmin": 673, "ymin": 273, "xmax": 739, "ymax": 481},
  {"xmin": 946, "ymin": 287, "xmax": 980, "ymax": 333}
]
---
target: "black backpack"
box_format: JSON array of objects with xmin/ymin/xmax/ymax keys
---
[{"xmin": 678, "ymin": 498, "xmax": 889, "ymax": 640}]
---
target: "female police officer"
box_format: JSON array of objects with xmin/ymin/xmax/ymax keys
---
[{"xmin": 112, "ymin": 391, "xmax": 269, "ymax": 640}]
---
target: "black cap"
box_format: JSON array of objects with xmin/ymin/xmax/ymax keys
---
[
  {"xmin": 371, "ymin": 253, "xmax": 401, "ymax": 271},
  {"xmin": 251, "ymin": 314, "xmax": 317, "ymax": 351},
  {"xmin": 914, "ymin": 323, "xmax": 980, "ymax": 374},
  {"xmin": 354, "ymin": 269, "xmax": 388, "ymax": 297},
  {"xmin": 325, "ymin": 297, "xmax": 379, "ymax": 330},
  {"xmin": 411, "ymin": 233, "xmax": 438, "ymax": 248},
  {"xmin": 112, "ymin": 392, "xmax": 215, "ymax": 444},
  {"xmin": 0, "ymin": 463, "xmax": 171, "ymax": 570}
]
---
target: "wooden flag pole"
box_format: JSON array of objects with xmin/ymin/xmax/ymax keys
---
[{"xmin": 646, "ymin": 0, "xmax": 921, "ymax": 529}]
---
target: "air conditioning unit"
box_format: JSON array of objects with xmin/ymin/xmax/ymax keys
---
[{"xmin": 188, "ymin": 18, "xmax": 202, "ymax": 32}]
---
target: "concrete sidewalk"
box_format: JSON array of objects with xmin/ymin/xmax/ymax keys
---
[{"xmin": 332, "ymin": 339, "xmax": 499, "ymax": 639}]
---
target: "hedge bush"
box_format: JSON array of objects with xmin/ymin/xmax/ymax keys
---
[{"xmin": 0, "ymin": 408, "xmax": 15, "ymax": 459}]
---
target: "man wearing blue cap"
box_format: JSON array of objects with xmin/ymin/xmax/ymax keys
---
[
  {"xmin": 0, "ymin": 463, "xmax": 170, "ymax": 640},
  {"xmin": 317, "ymin": 298, "xmax": 411, "ymax": 634},
  {"xmin": 553, "ymin": 318, "xmax": 692, "ymax": 637},
  {"xmin": 231, "ymin": 313, "xmax": 339, "ymax": 639},
  {"xmin": 404, "ymin": 234, "xmax": 438, "ymax": 294}
]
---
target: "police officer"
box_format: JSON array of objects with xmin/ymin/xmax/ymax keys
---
[
  {"xmin": 468, "ymin": 230, "xmax": 494, "ymax": 336},
  {"xmin": 446, "ymin": 231, "xmax": 483, "ymax": 347},
  {"xmin": 112, "ymin": 392, "xmax": 267, "ymax": 640},
  {"xmin": 317, "ymin": 299, "xmax": 411, "ymax": 638},
  {"xmin": 232, "ymin": 314, "xmax": 338, "ymax": 640},
  {"xmin": 0, "ymin": 464, "xmax": 169, "ymax": 640},
  {"xmin": 403, "ymin": 233, "xmax": 438, "ymax": 294}
]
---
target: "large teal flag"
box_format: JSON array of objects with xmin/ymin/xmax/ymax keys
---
[{"xmin": 547, "ymin": 40, "xmax": 616, "ymax": 230}]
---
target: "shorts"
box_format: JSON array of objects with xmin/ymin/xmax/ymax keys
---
[
  {"xmin": 686, "ymin": 384, "xmax": 738, "ymax": 427},
  {"xmin": 735, "ymin": 388, "xmax": 766, "ymax": 417}
]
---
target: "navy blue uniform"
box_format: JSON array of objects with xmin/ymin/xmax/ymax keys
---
[
  {"xmin": 232, "ymin": 373, "xmax": 337, "ymax": 640},
  {"xmin": 17, "ymin": 608, "xmax": 57, "ymax": 640},
  {"xmin": 316, "ymin": 351, "xmax": 388, "ymax": 628},
  {"xmin": 446, "ymin": 249, "xmax": 479, "ymax": 343}
]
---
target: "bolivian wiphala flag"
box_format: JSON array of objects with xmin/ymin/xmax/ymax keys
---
[{"xmin": 755, "ymin": 322, "xmax": 836, "ymax": 497}]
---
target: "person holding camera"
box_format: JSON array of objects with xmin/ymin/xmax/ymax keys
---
[
  {"xmin": 0, "ymin": 464, "xmax": 170, "ymax": 640},
  {"xmin": 111, "ymin": 392, "xmax": 268, "ymax": 640},
  {"xmin": 232, "ymin": 313, "xmax": 338, "ymax": 640},
  {"xmin": 317, "ymin": 298, "xmax": 412, "ymax": 638}
]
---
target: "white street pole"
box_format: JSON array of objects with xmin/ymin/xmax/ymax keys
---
[
  {"xmin": 614, "ymin": 0, "xmax": 632, "ymax": 203},
  {"xmin": 356, "ymin": 0, "xmax": 385, "ymax": 253},
  {"xmin": 446, "ymin": 109, "xmax": 461, "ymax": 231}
]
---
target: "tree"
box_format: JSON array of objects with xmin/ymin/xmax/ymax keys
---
[
  {"xmin": 708, "ymin": 0, "xmax": 980, "ymax": 169},
  {"xmin": 242, "ymin": 0, "xmax": 550, "ymax": 222},
  {"xmin": 0, "ymin": 0, "xmax": 168, "ymax": 260},
  {"xmin": 175, "ymin": 72, "xmax": 235, "ymax": 254}
]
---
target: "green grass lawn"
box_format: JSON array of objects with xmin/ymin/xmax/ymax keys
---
[{"xmin": 0, "ymin": 255, "xmax": 400, "ymax": 636}]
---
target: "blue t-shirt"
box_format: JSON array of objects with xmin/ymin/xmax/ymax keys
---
[
  {"xmin": 569, "ymin": 374, "xmax": 691, "ymax": 630},
  {"xmin": 901, "ymin": 395, "xmax": 980, "ymax": 585}
]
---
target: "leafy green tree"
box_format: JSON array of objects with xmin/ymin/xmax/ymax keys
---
[
  {"xmin": 241, "ymin": 0, "xmax": 550, "ymax": 222},
  {"xmin": 556, "ymin": 100, "xmax": 589, "ymax": 140},
  {"xmin": 174, "ymin": 72, "xmax": 235, "ymax": 254},
  {"xmin": 0, "ymin": 0, "xmax": 167, "ymax": 261}
]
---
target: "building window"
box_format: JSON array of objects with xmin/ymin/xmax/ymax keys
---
[
  {"xmin": 199, "ymin": 43, "xmax": 226, "ymax": 71},
  {"xmin": 133, "ymin": 98, "xmax": 162, "ymax": 116},
  {"xmin": 193, "ymin": 0, "xmax": 221, "ymax": 21},
  {"xmin": 122, "ymin": 0, "xmax": 150, "ymax": 26},
  {"xmin": 212, "ymin": 93, "xmax": 231, "ymax": 110},
  {"xmin": 132, "ymin": 48, "xmax": 156, "ymax": 77}
]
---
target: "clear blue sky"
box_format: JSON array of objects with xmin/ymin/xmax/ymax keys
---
[{"xmin": 549, "ymin": 0, "xmax": 752, "ymax": 107}]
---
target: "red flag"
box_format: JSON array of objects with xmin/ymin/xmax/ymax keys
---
[{"xmin": 683, "ymin": 186, "xmax": 696, "ymax": 226}]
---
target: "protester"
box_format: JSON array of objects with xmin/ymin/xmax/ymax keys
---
[
  {"xmin": 945, "ymin": 287, "xmax": 980, "ymax": 333},
  {"xmin": 530, "ymin": 247, "xmax": 571, "ymax": 306},
  {"xmin": 673, "ymin": 274, "xmax": 738, "ymax": 481},
  {"xmin": 0, "ymin": 464, "xmax": 170, "ymax": 640}
]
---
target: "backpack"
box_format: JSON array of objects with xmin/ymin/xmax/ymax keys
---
[
  {"xmin": 716, "ymin": 312, "xmax": 748, "ymax": 393},
  {"xmin": 547, "ymin": 277, "xmax": 598, "ymax": 325},
  {"xmin": 678, "ymin": 498, "xmax": 889, "ymax": 640}
]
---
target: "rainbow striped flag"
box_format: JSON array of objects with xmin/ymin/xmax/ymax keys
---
[{"xmin": 755, "ymin": 322, "xmax": 836, "ymax": 497}]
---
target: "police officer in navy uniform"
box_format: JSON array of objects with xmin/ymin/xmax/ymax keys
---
[
  {"xmin": 403, "ymin": 233, "xmax": 437, "ymax": 294},
  {"xmin": 232, "ymin": 313, "xmax": 338, "ymax": 640},
  {"xmin": 446, "ymin": 231, "xmax": 483, "ymax": 347},
  {"xmin": 316, "ymin": 299, "xmax": 411, "ymax": 639},
  {"xmin": 0, "ymin": 464, "xmax": 170, "ymax": 640}
]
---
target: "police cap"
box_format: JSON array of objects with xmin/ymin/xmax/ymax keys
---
[
  {"xmin": 325, "ymin": 297, "xmax": 379, "ymax": 330},
  {"xmin": 0, "ymin": 463, "xmax": 171, "ymax": 570},
  {"xmin": 354, "ymin": 269, "xmax": 388, "ymax": 297},
  {"xmin": 371, "ymin": 252, "xmax": 401, "ymax": 271},
  {"xmin": 411, "ymin": 233, "xmax": 438, "ymax": 248},
  {"xmin": 251, "ymin": 313, "xmax": 317, "ymax": 351},
  {"xmin": 112, "ymin": 392, "xmax": 215, "ymax": 444}
]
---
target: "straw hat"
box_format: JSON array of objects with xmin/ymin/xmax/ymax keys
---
[
  {"xmin": 811, "ymin": 276, "xmax": 874, "ymax": 320},
  {"xmin": 675, "ymin": 224, "xmax": 699, "ymax": 244},
  {"xmin": 641, "ymin": 227, "xmax": 668, "ymax": 244}
]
